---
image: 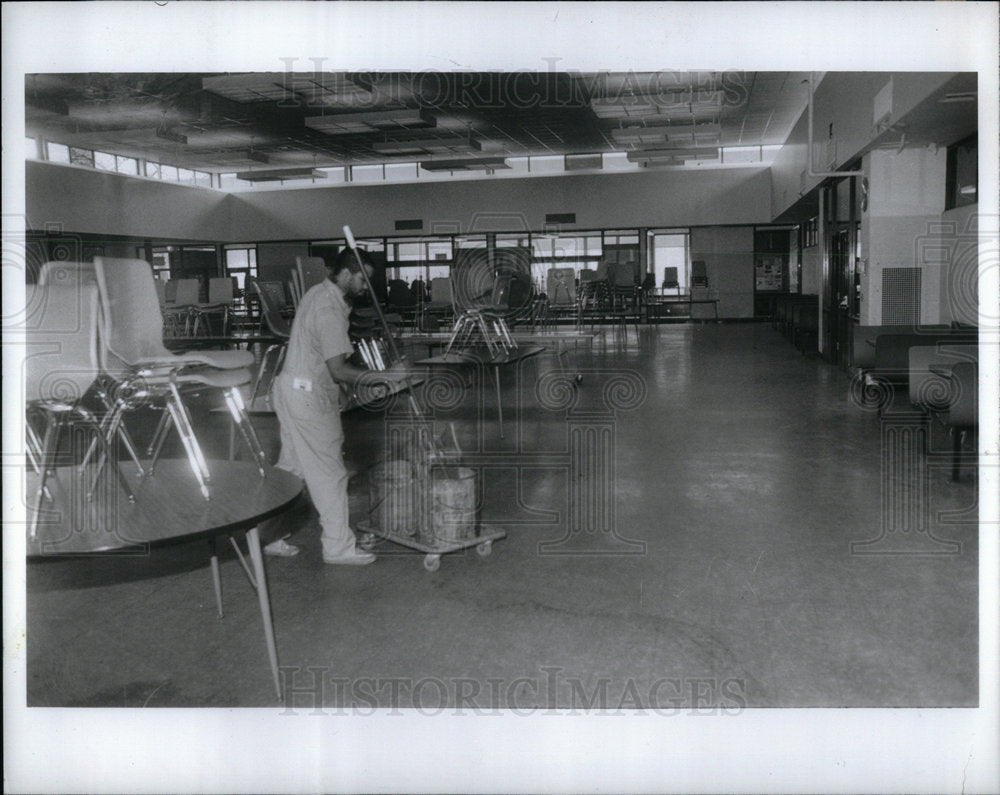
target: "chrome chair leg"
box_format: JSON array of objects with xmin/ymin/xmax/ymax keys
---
[
  {"xmin": 29, "ymin": 415, "xmax": 60, "ymax": 540},
  {"xmin": 25, "ymin": 415, "xmax": 54, "ymax": 502},
  {"xmin": 145, "ymin": 407, "xmax": 173, "ymax": 476},
  {"xmin": 224, "ymin": 387, "xmax": 267, "ymax": 476},
  {"xmin": 146, "ymin": 409, "xmax": 171, "ymax": 457},
  {"xmin": 85, "ymin": 416, "xmax": 136, "ymax": 503},
  {"xmin": 166, "ymin": 382, "xmax": 212, "ymax": 500}
]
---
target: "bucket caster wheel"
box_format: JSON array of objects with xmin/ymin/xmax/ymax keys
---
[
  {"xmin": 475, "ymin": 540, "xmax": 492, "ymax": 558},
  {"xmin": 359, "ymin": 532, "xmax": 376, "ymax": 551},
  {"xmin": 423, "ymin": 554, "xmax": 441, "ymax": 572}
]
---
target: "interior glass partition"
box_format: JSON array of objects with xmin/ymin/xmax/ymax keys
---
[{"xmin": 649, "ymin": 230, "xmax": 690, "ymax": 293}]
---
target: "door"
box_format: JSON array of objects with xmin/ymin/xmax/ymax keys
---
[
  {"xmin": 754, "ymin": 227, "xmax": 791, "ymax": 318},
  {"xmin": 827, "ymin": 224, "xmax": 852, "ymax": 366}
]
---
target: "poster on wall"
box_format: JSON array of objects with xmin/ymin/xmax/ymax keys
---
[{"xmin": 755, "ymin": 255, "xmax": 783, "ymax": 291}]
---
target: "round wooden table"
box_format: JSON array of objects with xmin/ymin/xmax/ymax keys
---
[{"xmin": 26, "ymin": 460, "xmax": 303, "ymax": 699}]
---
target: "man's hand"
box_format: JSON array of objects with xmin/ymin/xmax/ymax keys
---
[{"xmin": 379, "ymin": 362, "xmax": 413, "ymax": 383}]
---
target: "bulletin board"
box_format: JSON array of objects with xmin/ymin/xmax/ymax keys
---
[{"xmin": 755, "ymin": 255, "xmax": 784, "ymax": 291}]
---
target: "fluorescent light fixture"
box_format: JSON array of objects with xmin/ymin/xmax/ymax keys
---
[
  {"xmin": 419, "ymin": 157, "xmax": 509, "ymax": 172},
  {"xmin": 591, "ymin": 90, "xmax": 723, "ymax": 119},
  {"xmin": 202, "ymin": 73, "xmax": 293, "ymax": 102},
  {"xmin": 305, "ymin": 108, "xmax": 435, "ymax": 134},
  {"xmin": 564, "ymin": 153, "xmax": 603, "ymax": 171},
  {"xmin": 611, "ymin": 128, "xmax": 670, "ymax": 144},
  {"xmin": 591, "ymin": 99, "xmax": 664, "ymax": 119},
  {"xmin": 627, "ymin": 147, "xmax": 719, "ymax": 164},
  {"xmin": 666, "ymin": 123, "xmax": 721, "ymax": 141},
  {"xmin": 371, "ymin": 137, "xmax": 481, "ymax": 155},
  {"xmin": 235, "ymin": 167, "xmax": 327, "ymax": 182}
]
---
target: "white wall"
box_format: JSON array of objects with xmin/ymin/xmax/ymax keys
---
[
  {"xmin": 935, "ymin": 202, "xmax": 979, "ymax": 326},
  {"xmin": 25, "ymin": 161, "xmax": 773, "ymax": 319},
  {"xmin": 800, "ymin": 243, "xmax": 822, "ymax": 295},
  {"xmin": 26, "ymin": 160, "xmax": 234, "ymax": 242},
  {"xmin": 257, "ymin": 242, "xmax": 311, "ymax": 285},
  {"xmin": 859, "ymin": 147, "xmax": 947, "ymax": 324},
  {"xmin": 770, "ymin": 73, "xmax": 956, "ymax": 220},
  {"xmin": 227, "ymin": 168, "xmax": 773, "ymax": 242},
  {"xmin": 690, "ymin": 226, "xmax": 754, "ymax": 318}
]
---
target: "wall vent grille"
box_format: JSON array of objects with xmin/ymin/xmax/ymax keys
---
[{"xmin": 881, "ymin": 267, "xmax": 921, "ymax": 324}]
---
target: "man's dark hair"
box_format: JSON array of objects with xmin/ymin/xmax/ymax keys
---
[{"xmin": 331, "ymin": 246, "xmax": 374, "ymax": 277}]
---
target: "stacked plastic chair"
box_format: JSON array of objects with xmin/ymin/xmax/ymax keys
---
[
  {"xmin": 38, "ymin": 260, "xmax": 98, "ymax": 289},
  {"xmin": 295, "ymin": 256, "xmax": 329, "ymax": 295},
  {"xmin": 248, "ymin": 279, "xmax": 293, "ymax": 410},
  {"xmin": 24, "ymin": 283, "xmax": 135, "ymax": 539},
  {"xmin": 93, "ymin": 257, "xmax": 267, "ymax": 500},
  {"xmin": 191, "ymin": 277, "xmax": 236, "ymax": 336}
]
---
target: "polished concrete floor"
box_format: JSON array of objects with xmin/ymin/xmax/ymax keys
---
[{"xmin": 25, "ymin": 323, "xmax": 979, "ymax": 708}]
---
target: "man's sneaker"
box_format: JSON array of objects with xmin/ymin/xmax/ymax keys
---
[
  {"xmin": 263, "ymin": 538, "xmax": 300, "ymax": 557},
  {"xmin": 322, "ymin": 547, "xmax": 376, "ymax": 566}
]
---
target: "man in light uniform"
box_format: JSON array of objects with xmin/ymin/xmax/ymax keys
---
[{"xmin": 265, "ymin": 248, "xmax": 408, "ymax": 564}]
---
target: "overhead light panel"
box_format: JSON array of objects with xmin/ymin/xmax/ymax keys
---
[
  {"xmin": 666, "ymin": 123, "xmax": 721, "ymax": 141},
  {"xmin": 611, "ymin": 128, "xmax": 670, "ymax": 144},
  {"xmin": 235, "ymin": 167, "xmax": 327, "ymax": 182},
  {"xmin": 419, "ymin": 157, "xmax": 509, "ymax": 172},
  {"xmin": 564, "ymin": 153, "xmax": 603, "ymax": 171},
  {"xmin": 627, "ymin": 147, "xmax": 719, "ymax": 164},
  {"xmin": 305, "ymin": 108, "xmax": 435, "ymax": 135},
  {"xmin": 202, "ymin": 73, "xmax": 295, "ymax": 103},
  {"xmin": 591, "ymin": 90, "xmax": 723, "ymax": 120},
  {"xmin": 372, "ymin": 136, "xmax": 481, "ymax": 155}
]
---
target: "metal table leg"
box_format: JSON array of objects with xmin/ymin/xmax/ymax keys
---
[
  {"xmin": 246, "ymin": 525, "xmax": 281, "ymax": 700},
  {"xmin": 494, "ymin": 364, "xmax": 504, "ymax": 439}
]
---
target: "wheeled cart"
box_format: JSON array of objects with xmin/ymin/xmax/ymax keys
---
[{"xmin": 357, "ymin": 518, "xmax": 506, "ymax": 572}]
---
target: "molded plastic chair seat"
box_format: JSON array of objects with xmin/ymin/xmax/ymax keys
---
[
  {"xmin": 191, "ymin": 277, "xmax": 236, "ymax": 336},
  {"xmin": 296, "ymin": 256, "xmax": 329, "ymax": 295},
  {"xmin": 94, "ymin": 257, "xmax": 266, "ymax": 498},
  {"xmin": 124, "ymin": 347, "xmax": 252, "ymax": 371},
  {"xmin": 247, "ymin": 279, "xmax": 293, "ymax": 410},
  {"xmin": 38, "ymin": 260, "xmax": 98, "ymax": 287},
  {"xmin": 94, "ymin": 257, "xmax": 251, "ymax": 370},
  {"xmin": 25, "ymin": 284, "xmax": 135, "ymax": 539},
  {"xmin": 662, "ymin": 266, "xmax": 680, "ymax": 296}
]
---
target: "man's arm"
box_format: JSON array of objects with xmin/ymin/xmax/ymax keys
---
[{"xmin": 326, "ymin": 354, "xmax": 411, "ymax": 386}]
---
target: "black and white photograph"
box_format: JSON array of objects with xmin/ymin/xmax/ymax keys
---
[{"xmin": 4, "ymin": 2, "xmax": 998, "ymax": 793}]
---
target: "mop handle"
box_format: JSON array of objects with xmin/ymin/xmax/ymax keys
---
[
  {"xmin": 345, "ymin": 225, "xmax": 434, "ymax": 430},
  {"xmin": 343, "ymin": 225, "xmax": 404, "ymax": 365}
]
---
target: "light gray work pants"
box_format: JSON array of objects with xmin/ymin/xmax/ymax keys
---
[{"xmin": 272, "ymin": 373, "xmax": 355, "ymax": 557}]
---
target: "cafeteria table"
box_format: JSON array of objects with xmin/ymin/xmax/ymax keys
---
[{"xmin": 26, "ymin": 459, "xmax": 303, "ymax": 699}]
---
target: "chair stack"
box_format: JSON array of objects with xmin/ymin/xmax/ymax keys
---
[
  {"xmin": 24, "ymin": 282, "xmax": 136, "ymax": 539},
  {"xmin": 295, "ymin": 256, "xmax": 329, "ymax": 297},
  {"xmin": 93, "ymin": 257, "xmax": 269, "ymax": 500},
  {"xmin": 191, "ymin": 277, "xmax": 237, "ymax": 336},
  {"xmin": 248, "ymin": 279, "xmax": 294, "ymax": 410}
]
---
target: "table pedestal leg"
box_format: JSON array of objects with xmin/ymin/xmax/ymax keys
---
[
  {"xmin": 208, "ymin": 538, "xmax": 223, "ymax": 618},
  {"xmin": 246, "ymin": 525, "xmax": 281, "ymax": 700},
  {"xmin": 494, "ymin": 365, "xmax": 504, "ymax": 439}
]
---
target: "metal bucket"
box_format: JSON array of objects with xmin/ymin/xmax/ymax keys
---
[
  {"xmin": 369, "ymin": 460, "xmax": 417, "ymax": 536},
  {"xmin": 430, "ymin": 466, "xmax": 477, "ymax": 543}
]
